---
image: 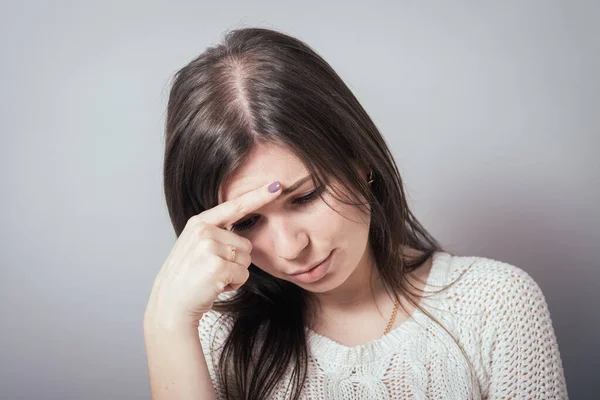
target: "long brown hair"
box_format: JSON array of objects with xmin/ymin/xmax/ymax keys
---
[{"xmin": 163, "ymin": 27, "xmax": 478, "ymax": 399}]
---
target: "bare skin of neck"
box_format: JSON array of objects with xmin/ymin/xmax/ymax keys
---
[{"xmin": 308, "ymin": 247, "xmax": 433, "ymax": 344}]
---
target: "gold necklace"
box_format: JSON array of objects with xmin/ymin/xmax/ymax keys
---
[{"xmin": 383, "ymin": 298, "xmax": 401, "ymax": 335}]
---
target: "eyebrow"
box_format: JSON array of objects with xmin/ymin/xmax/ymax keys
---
[
  {"xmin": 225, "ymin": 174, "xmax": 314, "ymax": 203},
  {"xmin": 280, "ymin": 174, "xmax": 313, "ymax": 196}
]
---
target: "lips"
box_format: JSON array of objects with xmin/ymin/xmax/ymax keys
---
[{"xmin": 290, "ymin": 251, "xmax": 332, "ymax": 275}]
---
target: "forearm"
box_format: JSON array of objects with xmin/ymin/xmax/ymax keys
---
[{"xmin": 143, "ymin": 315, "xmax": 217, "ymax": 400}]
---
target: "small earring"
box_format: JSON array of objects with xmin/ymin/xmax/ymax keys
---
[{"xmin": 367, "ymin": 170, "xmax": 374, "ymax": 184}]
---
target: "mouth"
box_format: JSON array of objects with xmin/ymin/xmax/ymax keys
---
[
  {"xmin": 287, "ymin": 250, "xmax": 334, "ymax": 284},
  {"xmin": 291, "ymin": 251, "xmax": 332, "ymax": 275}
]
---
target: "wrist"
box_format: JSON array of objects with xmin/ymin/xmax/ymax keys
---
[{"xmin": 144, "ymin": 308, "xmax": 202, "ymax": 334}]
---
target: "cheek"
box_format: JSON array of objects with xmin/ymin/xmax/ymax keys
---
[
  {"xmin": 248, "ymin": 248, "xmax": 274, "ymax": 274},
  {"xmin": 246, "ymin": 194, "xmax": 367, "ymax": 272},
  {"xmin": 315, "ymin": 194, "xmax": 367, "ymax": 230},
  {"xmin": 248, "ymin": 240, "xmax": 290, "ymax": 279},
  {"xmin": 306, "ymin": 201, "xmax": 342, "ymax": 234}
]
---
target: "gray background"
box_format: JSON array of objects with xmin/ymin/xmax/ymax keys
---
[{"xmin": 1, "ymin": 1, "xmax": 598, "ymax": 399}]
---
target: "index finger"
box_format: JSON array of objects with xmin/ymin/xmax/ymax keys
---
[{"xmin": 198, "ymin": 181, "xmax": 282, "ymax": 228}]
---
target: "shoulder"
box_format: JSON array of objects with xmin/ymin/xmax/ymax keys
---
[
  {"xmin": 438, "ymin": 252, "xmax": 544, "ymax": 296},
  {"xmin": 436, "ymin": 252, "xmax": 552, "ymax": 323},
  {"xmin": 435, "ymin": 254, "xmax": 568, "ymax": 398}
]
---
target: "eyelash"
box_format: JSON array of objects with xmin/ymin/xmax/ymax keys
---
[{"xmin": 231, "ymin": 187, "xmax": 323, "ymax": 233}]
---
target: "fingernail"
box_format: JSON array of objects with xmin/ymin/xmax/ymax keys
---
[{"xmin": 268, "ymin": 181, "xmax": 281, "ymax": 193}]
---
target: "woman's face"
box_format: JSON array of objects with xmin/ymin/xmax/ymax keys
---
[{"xmin": 218, "ymin": 142, "xmax": 372, "ymax": 294}]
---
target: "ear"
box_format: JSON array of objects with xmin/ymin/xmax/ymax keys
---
[
  {"xmin": 350, "ymin": 161, "xmax": 370, "ymax": 181},
  {"xmin": 360, "ymin": 166, "xmax": 372, "ymax": 183}
]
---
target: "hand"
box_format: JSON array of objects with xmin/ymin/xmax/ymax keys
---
[{"xmin": 144, "ymin": 181, "xmax": 282, "ymax": 328}]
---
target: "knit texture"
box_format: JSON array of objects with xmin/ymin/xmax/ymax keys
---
[{"xmin": 198, "ymin": 251, "xmax": 568, "ymax": 399}]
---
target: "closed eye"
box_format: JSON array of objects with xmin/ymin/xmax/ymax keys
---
[{"xmin": 231, "ymin": 186, "xmax": 323, "ymax": 233}]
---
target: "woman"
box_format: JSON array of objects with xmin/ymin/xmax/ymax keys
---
[{"xmin": 143, "ymin": 27, "xmax": 568, "ymax": 399}]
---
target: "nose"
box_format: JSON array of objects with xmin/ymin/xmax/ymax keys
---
[{"xmin": 270, "ymin": 215, "xmax": 309, "ymax": 261}]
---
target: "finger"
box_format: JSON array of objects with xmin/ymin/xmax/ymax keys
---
[
  {"xmin": 220, "ymin": 261, "xmax": 250, "ymax": 292},
  {"xmin": 189, "ymin": 236, "xmax": 251, "ymax": 270},
  {"xmin": 196, "ymin": 181, "xmax": 282, "ymax": 228},
  {"xmin": 190, "ymin": 223, "xmax": 253, "ymax": 255},
  {"xmin": 213, "ymin": 240, "xmax": 252, "ymax": 269},
  {"xmin": 205, "ymin": 225, "xmax": 253, "ymax": 255}
]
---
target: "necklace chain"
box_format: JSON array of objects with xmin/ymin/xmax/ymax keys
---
[{"xmin": 383, "ymin": 298, "xmax": 401, "ymax": 335}]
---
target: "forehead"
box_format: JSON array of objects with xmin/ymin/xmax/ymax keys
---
[{"xmin": 218, "ymin": 143, "xmax": 309, "ymax": 203}]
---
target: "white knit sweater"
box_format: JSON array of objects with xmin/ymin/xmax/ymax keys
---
[{"xmin": 198, "ymin": 251, "xmax": 568, "ymax": 399}]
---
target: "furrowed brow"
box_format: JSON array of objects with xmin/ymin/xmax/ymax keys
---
[
  {"xmin": 280, "ymin": 174, "xmax": 313, "ymax": 197},
  {"xmin": 224, "ymin": 174, "xmax": 314, "ymax": 203}
]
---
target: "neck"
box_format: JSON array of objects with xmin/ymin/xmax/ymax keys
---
[{"xmin": 310, "ymin": 245, "xmax": 390, "ymax": 315}]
